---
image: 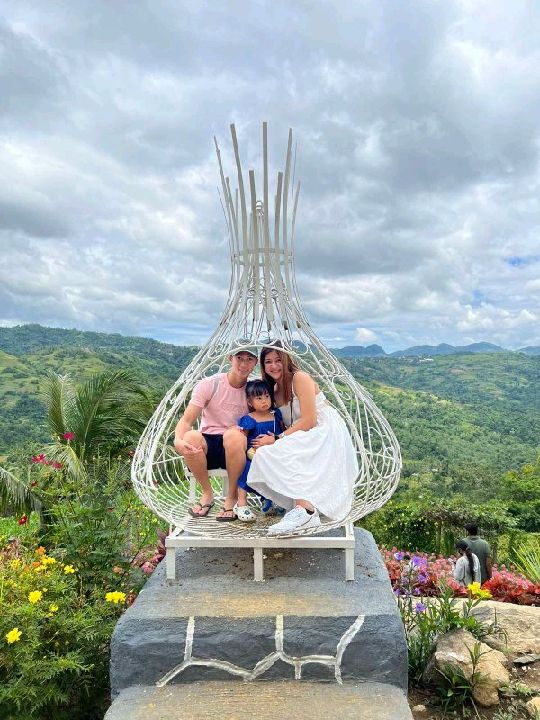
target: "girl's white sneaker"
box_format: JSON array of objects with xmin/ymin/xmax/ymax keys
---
[{"xmin": 267, "ymin": 505, "xmax": 320, "ymax": 535}]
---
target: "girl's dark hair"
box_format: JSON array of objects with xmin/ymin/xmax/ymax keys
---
[
  {"xmin": 260, "ymin": 342, "xmax": 299, "ymax": 404},
  {"xmin": 455, "ymin": 540, "xmax": 475, "ymax": 580},
  {"xmin": 245, "ymin": 379, "xmax": 275, "ymax": 411}
]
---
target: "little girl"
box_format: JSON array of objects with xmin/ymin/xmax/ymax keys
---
[{"xmin": 234, "ymin": 380, "xmax": 284, "ymax": 522}]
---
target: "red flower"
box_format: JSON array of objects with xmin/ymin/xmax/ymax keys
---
[
  {"xmin": 30, "ymin": 481, "xmax": 38, "ymax": 487},
  {"xmin": 63, "ymin": 431, "xmax": 75, "ymax": 441},
  {"xmin": 31, "ymin": 453, "xmax": 46, "ymax": 464},
  {"xmin": 53, "ymin": 462, "xmax": 63, "ymax": 470},
  {"xmin": 18, "ymin": 515, "xmax": 28, "ymax": 526}
]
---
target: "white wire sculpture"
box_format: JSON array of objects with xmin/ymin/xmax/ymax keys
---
[{"xmin": 132, "ymin": 122, "xmax": 401, "ymax": 539}]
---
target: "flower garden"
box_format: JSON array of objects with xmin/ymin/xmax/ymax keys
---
[{"xmin": 381, "ymin": 547, "xmax": 540, "ymax": 606}]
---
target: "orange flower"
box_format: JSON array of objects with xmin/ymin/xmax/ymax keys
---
[{"xmin": 35, "ymin": 547, "xmax": 46, "ymax": 556}]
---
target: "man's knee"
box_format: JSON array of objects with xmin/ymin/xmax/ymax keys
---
[
  {"xmin": 223, "ymin": 427, "xmax": 246, "ymax": 453},
  {"xmin": 183, "ymin": 430, "xmax": 205, "ymax": 447}
]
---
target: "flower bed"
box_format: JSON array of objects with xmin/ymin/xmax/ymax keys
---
[{"xmin": 380, "ymin": 547, "xmax": 540, "ymax": 606}]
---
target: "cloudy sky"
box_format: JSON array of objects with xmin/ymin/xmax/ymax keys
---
[{"xmin": 1, "ymin": 1, "xmax": 539, "ymax": 351}]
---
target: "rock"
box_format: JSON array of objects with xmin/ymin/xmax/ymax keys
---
[
  {"xmin": 411, "ymin": 704, "xmax": 427, "ymax": 712},
  {"xmin": 526, "ymin": 696, "xmax": 540, "ymax": 718},
  {"xmin": 515, "ymin": 654, "xmax": 540, "ymax": 666},
  {"xmin": 423, "ymin": 629, "xmax": 510, "ymax": 707},
  {"xmin": 470, "ymin": 602, "xmax": 540, "ymax": 655}
]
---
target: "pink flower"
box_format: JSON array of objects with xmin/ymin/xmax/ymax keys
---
[
  {"xmin": 18, "ymin": 515, "xmax": 28, "ymax": 526},
  {"xmin": 141, "ymin": 562, "xmax": 154, "ymax": 575},
  {"xmin": 53, "ymin": 462, "xmax": 63, "ymax": 470},
  {"xmin": 63, "ymin": 431, "xmax": 75, "ymax": 441}
]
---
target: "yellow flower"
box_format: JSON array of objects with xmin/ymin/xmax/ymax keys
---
[
  {"xmin": 28, "ymin": 590, "xmax": 43, "ymax": 604},
  {"xmin": 48, "ymin": 603, "xmax": 59, "ymax": 613},
  {"xmin": 105, "ymin": 591, "xmax": 126, "ymax": 604},
  {"xmin": 41, "ymin": 556, "xmax": 56, "ymax": 566},
  {"xmin": 467, "ymin": 582, "xmax": 492, "ymax": 600},
  {"xmin": 63, "ymin": 565, "xmax": 76, "ymax": 574},
  {"xmin": 6, "ymin": 627, "xmax": 22, "ymax": 644},
  {"xmin": 9, "ymin": 559, "xmax": 22, "ymax": 569}
]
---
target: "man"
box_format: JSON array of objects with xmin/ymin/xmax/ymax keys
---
[
  {"xmin": 174, "ymin": 349, "xmax": 258, "ymax": 520},
  {"xmin": 462, "ymin": 523, "xmax": 492, "ymax": 584}
]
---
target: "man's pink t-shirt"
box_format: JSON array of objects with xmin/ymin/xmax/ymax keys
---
[{"xmin": 191, "ymin": 373, "xmax": 248, "ymax": 435}]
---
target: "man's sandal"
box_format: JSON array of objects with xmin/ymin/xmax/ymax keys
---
[
  {"xmin": 233, "ymin": 503, "xmax": 256, "ymax": 522},
  {"xmin": 188, "ymin": 502, "xmax": 215, "ymax": 518},
  {"xmin": 215, "ymin": 506, "xmax": 238, "ymax": 522}
]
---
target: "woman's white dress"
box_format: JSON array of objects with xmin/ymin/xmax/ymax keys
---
[{"xmin": 248, "ymin": 390, "xmax": 358, "ymax": 521}]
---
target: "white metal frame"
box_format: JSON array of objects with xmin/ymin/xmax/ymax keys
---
[
  {"xmin": 132, "ymin": 123, "xmax": 401, "ymax": 572},
  {"xmin": 165, "ymin": 523, "xmax": 356, "ymax": 583}
]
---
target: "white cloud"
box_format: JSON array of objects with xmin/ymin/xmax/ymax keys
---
[
  {"xmin": 0, "ymin": 0, "xmax": 539, "ymax": 351},
  {"xmin": 354, "ymin": 328, "xmax": 378, "ymax": 345}
]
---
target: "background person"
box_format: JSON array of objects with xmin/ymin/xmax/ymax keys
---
[
  {"xmin": 248, "ymin": 345, "xmax": 358, "ymax": 535},
  {"xmin": 462, "ymin": 523, "xmax": 493, "ymax": 584},
  {"xmin": 453, "ymin": 540, "xmax": 481, "ymax": 587},
  {"xmin": 174, "ymin": 349, "xmax": 257, "ymax": 520}
]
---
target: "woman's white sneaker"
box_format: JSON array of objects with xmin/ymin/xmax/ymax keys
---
[{"xmin": 267, "ymin": 505, "xmax": 320, "ymax": 536}]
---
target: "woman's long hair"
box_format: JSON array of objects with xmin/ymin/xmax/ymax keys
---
[
  {"xmin": 260, "ymin": 343, "xmax": 299, "ymax": 405},
  {"xmin": 455, "ymin": 540, "xmax": 475, "ymax": 580}
]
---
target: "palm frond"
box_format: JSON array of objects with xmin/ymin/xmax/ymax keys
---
[
  {"xmin": 0, "ymin": 466, "xmax": 41, "ymax": 516},
  {"xmin": 41, "ymin": 373, "xmax": 77, "ymax": 440},
  {"xmin": 71, "ymin": 370, "xmax": 147, "ymax": 458}
]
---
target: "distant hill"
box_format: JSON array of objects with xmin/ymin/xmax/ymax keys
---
[
  {"xmin": 334, "ymin": 344, "xmax": 386, "ymax": 357},
  {"xmin": 390, "ymin": 342, "xmax": 505, "ymax": 357},
  {"xmin": 519, "ymin": 346, "xmax": 540, "ymax": 356}
]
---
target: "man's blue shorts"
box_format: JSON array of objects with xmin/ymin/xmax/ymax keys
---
[{"xmin": 202, "ymin": 433, "xmax": 226, "ymax": 470}]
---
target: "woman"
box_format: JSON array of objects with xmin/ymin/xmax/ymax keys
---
[
  {"xmin": 247, "ymin": 345, "xmax": 359, "ymax": 535},
  {"xmin": 453, "ymin": 540, "xmax": 481, "ymax": 587}
]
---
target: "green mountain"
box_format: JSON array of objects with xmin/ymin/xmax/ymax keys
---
[
  {"xmin": 0, "ymin": 325, "xmax": 197, "ymax": 452},
  {"xmin": 0, "ymin": 326, "xmax": 539, "ymax": 493}
]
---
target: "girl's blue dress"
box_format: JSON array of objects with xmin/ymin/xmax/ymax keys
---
[{"xmin": 237, "ymin": 409, "xmax": 284, "ymax": 493}]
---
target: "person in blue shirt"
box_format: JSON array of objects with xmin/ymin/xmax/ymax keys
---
[{"xmin": 234, "ymin": 380, "xmax": 284, "ymax": 522}]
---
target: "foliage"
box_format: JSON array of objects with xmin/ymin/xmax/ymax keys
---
[
  {"xmin": 0, "ymin": 465, "xmax": 41, "ymax": 517},
  {"xmin": 435, "ymin": 641, "xmax": 484, "ymax": 716},
  {"xmin": 512, "ymin": 537, "xmax": 540, "ymax": 583},
  {"xmin": 364, "ymin": 495, "xmax": 515, "ymax": 555},
  {"xmin": 0, "ymin": 537, "xmax": 126, "ymax": 719},
  {"xmin": 396, "ymin": 567, "xmax": 499, "ymax": 687},
  {"xmin": 39, "ymin": 370, "xmax": 154, "ymax": 476},
  {"xmin": 499, "ymin": 459, "xmax": 540, "ymax": 532},
  {"xmin": 483, "ymin": 569, "xmax": 540, "ymax": 605}
]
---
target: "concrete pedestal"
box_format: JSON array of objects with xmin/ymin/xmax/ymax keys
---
[{"xmin": 110, "ymin": 529, "xmax": 407, "ymax": 696}]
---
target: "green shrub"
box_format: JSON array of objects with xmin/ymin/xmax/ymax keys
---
[{"xmin": 0, "ymin": 541, "xmax": 126, "ymax": 719}]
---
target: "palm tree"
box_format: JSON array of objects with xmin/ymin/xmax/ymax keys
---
[
  {"xmin": 40, "ymin": 369, "xmax": 154, "ymax": 478},
  {"xmin": 0, "ymin": 465, "xmax": 41, "ymax": 516}
]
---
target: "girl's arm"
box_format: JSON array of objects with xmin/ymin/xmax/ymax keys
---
[{"xmin": 282, "ymin": 371, "xmax": 317, "ymax": 435}]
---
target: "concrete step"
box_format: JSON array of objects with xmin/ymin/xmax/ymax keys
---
[
  {"xmin": 104, "ymin": 681, "xmax": 413, "ymax": 720},
  {"xmin": 110, "ymin": 529, "xmax": 407, "ymax": 694}
]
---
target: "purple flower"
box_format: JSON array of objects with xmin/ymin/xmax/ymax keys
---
[
  {"xmin": 415, "ymin": 602, "xmax": 427, "ymax": 613},
  {"xmin": 393, "ymin": 587, "xmax": 401, "ymax": 596},
  {"xmin": 394, "ymin": 551, "xmax": 405, "ymax": 561},
  {"xmin": 410, "ymin": 556, "xmax": 427, "ymax": 568},
  {"xmin": 413, "ymin": 588, "xmax": 421, "ymax": 595},
  {"xmin": 417, "ymin": 573, "xmax": 427, "ymax": 583}
]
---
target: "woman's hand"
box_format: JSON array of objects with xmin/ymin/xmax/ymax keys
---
[{"xmin": 251, "ymin": 431, "xmax": 275, "ymax": 449}]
